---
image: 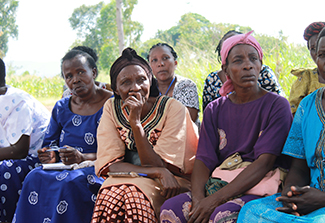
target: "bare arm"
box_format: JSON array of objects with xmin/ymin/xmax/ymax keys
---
[
  {"xmin": 0, "ymin": 135, "xmax": 29, "ymax": 161},
  {"xmin": 188, "ymin": 154, "xmax": 276, "ymax": 223},
  {"xmin": 187, "ymin": 107, "xmax": 199, "ymax": 123}
]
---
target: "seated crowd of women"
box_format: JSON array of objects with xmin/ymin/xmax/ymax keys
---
[{"xmin": 1, "ymin": 21, "xmax": 325, "ymax": 223}]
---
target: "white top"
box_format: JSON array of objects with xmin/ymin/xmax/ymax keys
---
[{"xmin": 0, "ymin": 85, "xmax": 50, "ymax": 155}]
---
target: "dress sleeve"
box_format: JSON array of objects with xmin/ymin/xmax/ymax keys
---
[
  {"xmin": 95, "ymin": 99, "xmax": 127, "ymax": 176},
  {"xmin": 173, "ymin": 77, "xmax": 200, "ymax": 111},
  {"xmin": 41, "ymin": 102, "xmax": 62, "ymax": 147},
  {"xmin": 258, "ymin": 65, "xmax": 283, "ymax": 95},
  {"xmin": 288, "ymin": 69, "xmax": 310, "ymax": 115},
  {"xmin": 153, "ymin": 99, "xmax": 198, "ymax": 174},
  {"xmin": 3, "ymin": 100, "xmax": 33, "ymax": 145},
  {"xmin": 202, "ymin": 71, "xmax": 222, "ymax": 111},
  {"xmin": 282, "ymin": 100, "xmax": 306, "ymax": 159},
  {"xmin": 253, "ymin": 96, "xmax": 293, "ymax": 159},
  {"xmin": 195, "ymin": 102, "xmax": 220, "ymax": 172}
]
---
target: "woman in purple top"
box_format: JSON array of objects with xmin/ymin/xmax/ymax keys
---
[{"xmin": 160, "ymin": 31, "xmax": 293, "ymax": 223}]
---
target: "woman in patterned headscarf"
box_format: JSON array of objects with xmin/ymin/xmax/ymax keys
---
[
  {"xmin": 237, "ymin": 27, "xmax": 325, "ymax": 223},
  {"xmin": 159, "ymin": 31, "xmax": 292, "ymax": 223},
  {"xmin": 91, "ymin": 48, "xmax": 198, "ymax": 222},
  {"xmin": 14, "ymin": 46, "xmax": 113, "ymax": 223},
  {"xmin": 288, "ymin": 22, "xmax": 325, "ymax": 116}
]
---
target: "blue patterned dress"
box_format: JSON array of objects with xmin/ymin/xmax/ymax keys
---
[{"xmin": 13, "ymin": 97, "xmax": 104, "ymax": 223}]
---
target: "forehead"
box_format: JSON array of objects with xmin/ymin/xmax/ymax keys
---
[
  {"xmin": 309, "ymin": 35, "xmax": 318, "ymax": 46},
  {"xmin": 62, "ymin": 55, "xmax": 88, "ymax": 70},
  {"xmin": 149, "ymin": 46, "xmax": 172, "ymax": 57},
  {"xmin": 317, "ymin": 37, "xmax": 325, "ymax": 51},
  {"xmin": 118, "ymin": 65, "xmax": 147, "ymax": 79},
  {"xmin": 228, "ymin": 44, "xmax": 259, "ymax": 58}
]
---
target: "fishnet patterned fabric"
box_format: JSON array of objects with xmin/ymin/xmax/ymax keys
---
[{"xmin": 92, "ymin": 184, "xmax": 158, "ymax": 223}]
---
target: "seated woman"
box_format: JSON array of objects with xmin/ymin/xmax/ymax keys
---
[
  {"xmin": 0, "ymin": 58, "xmax": 50, "ymax": 223},
  {"xmin": 13, "ymin": 46, "xmax": 113, "ymax": 223},
  {"xmin": 147, "ymin": 43, "xmax": 200, "ymax": 126},
  {"xmin": 202, "ymin": 30, "xmax": 282, "ymax": 111},
  {"xmin": 237, "ymin": 27, "xmax": 325, "ymax": 223},
  {"xmin": 288, "ymin": 22, "xmax": 325, "ymax": 116},
  {"xmin": 91, "ymin": 48, "xmax": 198, "ymax": 222},
  {"xmin": 62, "ymin": 46, "xmax": 112, "ymax": 98},
  {"xmin": 160, "ymin": 31, "xmax": 293, "ymax": 223}
]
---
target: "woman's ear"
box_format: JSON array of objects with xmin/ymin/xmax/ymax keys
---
[
  {"xmin": 92, "ymin": 67, "xmax": 98, "ymax": 79},
  {"xmin": 221, "ymin": 64, "xmax": 228, "ymax": 76}
]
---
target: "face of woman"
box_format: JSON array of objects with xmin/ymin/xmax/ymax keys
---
[
  {"xmin": 148, "ymin": 46, "xmax": 177, "ymax": 82},
  {"xmin": 62, "ymin": 55, "xmax": 96, "ymax": 97},
  {"xmin": 115, "ymin": 65, "xmax": 151, "ymax": 102},
  {"xmin": 224, "ymin": 44, "xmax": 262, "ymax": 89},
  {"xmin": 317, "ymin": 37, "xmax": 325, "ymax": 78},
  {"xmin": 309, "ymin": 34, "xmax": 318, "ymax": 63}
]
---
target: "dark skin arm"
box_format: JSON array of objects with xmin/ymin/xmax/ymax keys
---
[
  {"xmin": 0, "ymin": 135, "xmax": 29, "ymax": 161},
  {"xmin": 187, "ymin": 107, "xmax": 199, "ymax": 123},
  {"xmin": 276, "ymin": 158, "xmax": 325, "ymax": 216},
  {"xmin": 189, "ymin": 154, "xmax": 277, "ymax": 223},
  {"xmin": 109, "ymin": 161, "xmax": 181, "ymax": 199}
]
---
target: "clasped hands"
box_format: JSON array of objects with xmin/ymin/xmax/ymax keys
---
[{"xmin": 276, "ymin": 185, "xmax": 325, "ymax": 216}]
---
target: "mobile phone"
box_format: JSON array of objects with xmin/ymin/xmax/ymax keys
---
[{"xmin": 46, "ymin": 146, "xmax": 67, "ymax": 152}]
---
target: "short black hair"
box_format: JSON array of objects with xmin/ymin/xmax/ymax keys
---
[
  {"xmin": 147, "ymin": 43, "xmax": 178, "ymax": 61},
  {"xmin": 216, "ymin": 30, "xmax": 242, "ymax": 63},
  {"xmin": 0, "ymin": 58, "xmax": 6, "ymax": 86},
  {"xmin": 61, "ymin": 46, "xmax": 98, "ymax": 78}
]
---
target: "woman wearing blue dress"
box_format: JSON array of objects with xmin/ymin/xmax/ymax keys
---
[{"xmin": 13, "ymin": 46, "xmax": 113, "ymax": 223}]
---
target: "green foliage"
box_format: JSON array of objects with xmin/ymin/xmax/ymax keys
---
[
  {"xmin": 0, "ymin": 0, "xmax": 18, "ymax": 57},
  {"xmin": 69, "ymin": 0, "xmax": 143, "ymax": 72},
  {"xmin": 7, "ymin": 74, "xmax": 64, "ymax": 99}
]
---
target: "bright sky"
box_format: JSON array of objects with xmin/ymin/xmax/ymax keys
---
[{"xmin": 3, "ymin": 0, "xmax": 325, "ymax": 77}]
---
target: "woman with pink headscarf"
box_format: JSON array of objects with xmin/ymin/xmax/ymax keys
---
[{"xmin": 159, "ymin": 31, "xmax": 293, "ymax": 223}]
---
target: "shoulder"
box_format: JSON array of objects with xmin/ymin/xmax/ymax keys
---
[
  {"xmin": 175, "ymin": 75, "xmax": 197, "ymax": 87},
  {"xmin": 291, "ymin": 67, "xmax": 317, "ymax": 77}
]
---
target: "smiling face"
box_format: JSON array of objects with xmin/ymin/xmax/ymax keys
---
[
  {"xmin": 115, "ymin": 65, "xmax": 151, "ymax": 102},
  {"xmin": 223, "ymin": 44, "xmax": 262, "ymax": 90},
  {"xmin": 62, "ymin": 55, "xmax": 96, "ymax": 97},
  {"xmin": 317, "ymin": 37, "xmax": 325, "ymax": 79},
  {"xmin": 148, "ymin": 46, "xmax": 177, "ymax": 82}
]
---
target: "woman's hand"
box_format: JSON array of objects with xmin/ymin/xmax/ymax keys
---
[
  {"xmin": 188, "ymin": 194, "xmax": 223, "ymax": 223},
  {"xmin": 37, "ymin": 147, "xmax": 57, "ymax": 164},
  {"xmin": 155, "ymin": 167, "xmax": 181, "ymax": 199},
  {"xmin": 276, "ymin": 185, "xmax": 325, "ymax": 216},
  {"xmin": 59, "ymin": 146, "xmax": 84, "ymax": 165},
  {"xmin": 122, "ymin": 92, "xmax": 145, "ymax": 124}
]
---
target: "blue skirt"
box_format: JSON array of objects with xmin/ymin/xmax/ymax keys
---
[
  {"xmin": 0, "ymin": 154, "xmax": 40, "ymax": 222},
  {"xmin": 237, "ymin": 193, "xmax": 325, "ymax": 223},
  {"xmin": 13, "ymin": 166, "xmax": 104, "ymax": 223}
]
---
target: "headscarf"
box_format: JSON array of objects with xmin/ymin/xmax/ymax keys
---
[
  {"xmin": 219, "ymin": 31, "xmax": 263, "ymax": 96},
  {"xmin": 110, "ymin": 47, "xmax": 159, "ymax": 99},
  {"xmin": 303, "ymin": 22, "xmax": 325, "ymax": 41}
]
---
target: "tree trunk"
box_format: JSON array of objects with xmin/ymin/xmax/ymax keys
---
[{"xmin": 116, "ymin": 0, "xmax": 124, "ymax": 55}]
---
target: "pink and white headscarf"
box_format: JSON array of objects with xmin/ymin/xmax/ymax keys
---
[{"xmin": 219, "ymin": 31, "xmax": 263, "ymax": 96}]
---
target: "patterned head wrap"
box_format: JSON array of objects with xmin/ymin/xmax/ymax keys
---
[
  {"xmin": 110, "ymin": 47, "xmax": 159, "ymax": 99},
  {"xmin": 219, "ymin": 31, "xmax": 263, "ymax": 96},
  {"xmin": 303, "ymin": 22, "xmax": 325, "ymax": 41}
]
